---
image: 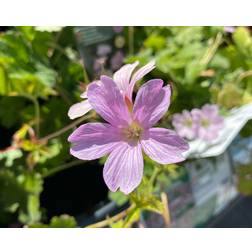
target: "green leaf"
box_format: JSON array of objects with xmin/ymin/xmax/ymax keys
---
[
  {"xmin": 17, "ymin": 26, "xmax": 36, "ymax": 42},
  {"xmin": 144, "ymin": 35, "xmax": 166, "ymax": 51},
  {"xmin": 185, "ymin": 60, "xmax": 206, "ymax": 84},
  {"xmin": 0, "ymin": 97, "xmax": 27, "ymax": 127},
  {"xmin": 0, "ymin": 170, "xmax": 43, "ymax": 225},
  {"xmin": 210, "ymin": 53, "xmax": 230, "ymax": 69},
  {"xmin": 0, "ymin": 66, "xmax": 7, "ymax": 95},
  {"xmin": 29, "ymin": 215, "xmax": 77, "ymax": 228},
  {"xmin": 0, "ymin": 29, "xmax": 57, "ymax": 99},
  {"xmin": 233, "ymin": 27, "xmax": 252, "ymax": 55},
  {"xmin": 215, "ymin": 83, "xmax": 243, "ymax": 109},
  {"xmin": 130, "ymin": 178, "xmax": 164, "ymax": 214},
  {"xmin": 110, "ymin": 220, "xmax": 125, "ymax": 228},
  {"xmin": 49, "ymin": 215, "xmax": 77, "ymax": 228},
  {"xmin": 0, "ymin": 170, "xmax": 27, "ymax": 214},
  {"xmin": 0, "ymin": 149, "xmax": 23, "ymax": 167},
  {"xmin": 23, "ymin": 194, "xmax": 41, "ymax": 223},
  {"xmin": 108, "ymin": 191, "xmax": 128, "ymax": 206}
]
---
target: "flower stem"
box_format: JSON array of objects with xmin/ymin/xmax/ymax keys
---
[
  {"xmin": 200, "ymin": 32, "xmax": 223, "ymax": 66},
  {"xmin": 128, "ymin": 26, "xmax": 134, "ymax": 55},
  {"xmin": 150, "ymin": 165, "xmax": 161, "ymax": 185},
  {"xmin": 33, "ymin": 97, "xmax": 40, "ymax": 138},
  {"xmin": 43, "ymin": 160, "xmax": 85, "ymax": 178},
  {"xmin": 82, "ymin": 60, "xmax": 90, "ymax": 84},
  {"xmin": 237, "ymin": 70, "xmax": 252, "ymax": 83},
  {"xmin": 161, "ymin": 192, "xmax": 171, "ymax": 227},
  {"xmin": 39, "ymin": 113, "xmax": 94, "ymax": 143},
  {"xmin": 18, "ymin": 94, "xmax": 40, "ymax": 138},
  {"xmin": 85, "ymin": 205, "xmax": 135, "ymax": 228}
]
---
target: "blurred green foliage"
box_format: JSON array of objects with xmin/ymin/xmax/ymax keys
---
[
  {"xmin": 29, "ymin": 214, "xmax": 77, "ymax": 228},
  {"xmin": 0, "ymin": 26, "xmax": 84, "ymax": 227},
  {"xmin": 236, "ymin": 164, "xmax": 252, "ymax": 196},
  {"xmin": 127, "ymin": 26, "xmax": 252, "ymax": 112}
]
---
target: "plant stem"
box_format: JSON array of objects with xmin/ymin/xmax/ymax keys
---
[
  {"xmin": 128, "ymin": 26, "xmax": 134, "ymax": 55},
  {"xmin": 33, "ymin": 98, "xmax": 40, "ymax": 137},
  {"xmin": 0, "ymin": 145, "xmax": 18, "ymax": 153},
  {"xmin": 55, "ymin": 83, "xmax": 73, "ymax": 105},
  {"xmin": 43, "ymin": 160, "xmax": 85, "ymax": 178},
  {"xmin": 200, "ymin": 32, "xmax": 223, "ymax": 66},
  {"xmin": 19, "ymin": 94, "xmax": 40, "ymax": 138},
  {"xmin": 150, "ymin": 165, "xmax": 161, "ymax": 185},
  {"xmin": 85, "ymin": 205, "xmax": 135, "ymax": 228},
  {"xmin": 39, "ymin": 113, "xmax": 94, "ymax": 143},
  {"xmin": 74, "ymin": 32, "xmax": 90, "ymax": 84},
  {"xmin": 237, "ymin": 70, "xmax": 252, "ymax": 83},
  {"xmin": 82, "ymin": 59, "xmax": 90, "ymax": 84},
  {"xmin": 161, "ymin": 192, "xmax": 171, "ymax": 228}
]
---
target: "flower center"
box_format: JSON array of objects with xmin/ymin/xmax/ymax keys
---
[
  {"xmin": 201, "ymin": 118, "xmax": 210, "ymax": 128},
  {"xmin": 183, "ymin": 119, "xmax": 193, "ymax": 128},
  {"xmin": 122, "ymin": 121, "xmax": 143, "ymax": 141}
]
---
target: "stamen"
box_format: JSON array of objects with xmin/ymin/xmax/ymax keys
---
[
  {"xmin": 183, "ymin": 119, "xmax": 193, "ymax": 127},
  {"xmin": 201, "ymin": 118, "xmax": 210, "ymax": 127},
  {"xmin": 122, "ymin": 121, "xmax": 143, "ymax": 141}
]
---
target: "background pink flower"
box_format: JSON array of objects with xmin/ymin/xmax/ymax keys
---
[
  {"xmin": 191, "ymin": 104, "xmax": 224, "ymax": 141},
  {"xmin": 68, "ymin": 75, "xmax": 188, "ymax": 194},
  {"xmin": 172, "ymin": 110, "xmax": 198, "ymax": 140},
  {"xmin": 113, "ymin": 26, "xmax": 124, "ymax": 33},
  {"xmin": 224, "ymin": 26, "xmax": 236, "ymax": 33},
  {"xmin": 110, "ymin": 51, "xmax": 124, "ymax": 70}
]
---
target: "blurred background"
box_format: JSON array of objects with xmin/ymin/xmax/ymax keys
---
[{"xmin": 0, "ymin": 26, "xmax": 252, "ymax": 228}]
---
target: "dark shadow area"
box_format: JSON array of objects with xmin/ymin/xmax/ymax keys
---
[
  {"xmin": 0, "ymin": 125, "xmax": 15, "ymax": 149},
  {"xmin": 40, "ymin": 160, "xmax": 108, "ymax": 220}
]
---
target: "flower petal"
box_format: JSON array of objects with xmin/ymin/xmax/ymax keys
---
[
  {"xmin": 133, "ymin": 79, "xmax": 171, "ymax": 127},
  {"xmin": 141, "ymin": 128, "xmax": 189, "ymax": 164},
  {"xmin": 68, "ymin": 123, "xmax": 121, "ymax": 160},
  {"xmin": 172, "ymin": 110, "xmax": 198, "ymax": 140},
  {"xmin": 80, "ymin": 91, "xmax": 87, "ymax": 99},
  {"xmin": 80, "ymin": 80, "xmax": 102, "ymax": 98},
  {"xmin": 68, "ymin": 100, "xmax": 92, "ymax": 120},
  {"xmin": 113, "ymin": 62, "xmax": 139, "ymax": 93},
  {"xmin": 148, "ymin": 85, "xmax": 171, "ymax": 126},
  {"xmin": 103, "ymin": 142, "xmax": 143, "ymax": 194},
  {"xmin": 87, "ymin": 76, "xmax": 131, "ymax": 126},
  {"xmin": 201, "ymin": 104, "xmax": 219, "ymax": 117},
  {"xmin": 198, "ymin": 127, "xmax": 218, "ymax": 141},
  {"xmin": 127, "ymin": 60, "xmax": 155, "ymax": 99}
]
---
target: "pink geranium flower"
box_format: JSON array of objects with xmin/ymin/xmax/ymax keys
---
[
  {"xmin": 224, "ymin": 26, "xmax": 236, "ymax": 33},
  {"xmin": 191, "ymin": 104, "xmax": 224, "ymax": 141},
  {"xmin": 172, "ymin": 110, "xmax": 198, "ymax": 140},
  {"xmin": 68, "ymin": 69, "xmax": 189, "ymax": 194},
  {"xmin": 67, "ymin": 61, "xmax": 155, "ymax": 119}
]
